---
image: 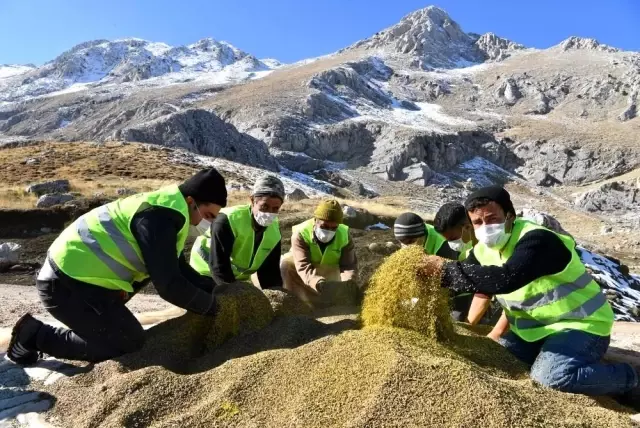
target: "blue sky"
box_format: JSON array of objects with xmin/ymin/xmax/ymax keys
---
[{"xmin": 1, "ymin": 0, "xmax": 639, "ymax": 65}]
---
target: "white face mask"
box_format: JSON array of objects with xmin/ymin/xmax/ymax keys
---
[
  {"xmin": 448, "ymin": 238, "xmax": 466, "ymax": 252},
  {"xmin": 315, "ymin": 227, "xmax": 336, "ymax": 243},
  {"xmin": 195, "ymin": 219, "xmax": 211, "ymax": 235},
  {"xmin": 476, "ymin": 222, "xmax": 510, "ymax": 249},
  {"xmin": 254, "ymin": 211, "xmax": 277, "ymax": 227}
]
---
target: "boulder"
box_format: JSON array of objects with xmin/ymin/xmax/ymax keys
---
[
  {"xmin": 205, "ymin": 282, "xmax": 274, "ymax": 350},
  {"xmin": 115, "ymin": 188, "xmax": 136, "ymax": 196},
  {"xmin": 574, "ymin": 181, "xmax": 640, "ymax": 214},
  {"xmin": 0, "ymin": 242, "xmax": 21, "ymax": 270},
  {"xmin": 342, "ymin": 205, "xmax": 391, "ymax": 230},
  {"xmin": 519, "ymin": 208, "xmax": 573, "ymax": 238},
  {"xmin": 356, "ymin": 183, "xmax": 379, "ymax": 198},
  {"xmin": 286, "ymin": 188, "xmax": 308, "ymax": 202},
  {"xmin": 36, "ymin": 193, "xmax": 75, "ymax": 208},
  {"xmin": 531, "ymin": 171, "xmax": 560, "ymax": 187},
  {"xmin": 25, "ymin": 179, "xmax": 70, "ymax": 196}
]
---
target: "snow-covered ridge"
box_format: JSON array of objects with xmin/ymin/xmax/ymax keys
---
[{"xmin": 0, "ymin": 37, "xmax": 281, "ymax": 102}]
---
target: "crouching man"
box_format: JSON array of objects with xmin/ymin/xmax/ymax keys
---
[
  {"xmin": 281, "ymin": 200, "xmax": 358, "ymax": 308},
  {"xmin": 7, "ymin": 168, "xmax": 226, "ymax": 364}
]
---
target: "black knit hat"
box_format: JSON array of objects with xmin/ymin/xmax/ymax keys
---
[
  {"xmin": 464, "ymin": 186, "xmax": 515, "ymax": 216},
  {"xmin": 178, "ymin": 168, "xmax": 227, "ymax": 207},
  {"xmin": 394, "ymin": 212, "xmax": 426, "ymax": 239}
]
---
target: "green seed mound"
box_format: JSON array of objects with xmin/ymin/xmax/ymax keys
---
[{"xmin": 361, "ymin": 245, "xmax": 454, "ymax": 341}]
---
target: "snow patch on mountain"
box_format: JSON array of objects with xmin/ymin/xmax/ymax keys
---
[
  {"xmin": 0, "ymin": 38, "xmax": 280, "ymax": 103},
  {"xmin": 0, "ymin": 64, "xmax": 35, "ymax": 79}
]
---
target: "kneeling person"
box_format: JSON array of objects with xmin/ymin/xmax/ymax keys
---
[
  {"xmin": 190, "ymin": 175, "xmax": 284, "ymax": 289},
  {"xmin": 8, "ymin": 168, "xmax": 226, "ymax": 365},
  {"xmin": 281, "ymin": 200, "xmax": 358, "ymax": 308}
]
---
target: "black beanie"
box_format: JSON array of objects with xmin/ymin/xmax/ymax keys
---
[
  {"xmin": 178, "ymin": 168, "xmax": 227, "ymax": 207},
  {"xmin": 464, "ymin": 186, "xmax": 515, "ymax": 216},
  {"xmin": 394, "ymin": 212, "xmax": 426, "ymax": 239}
]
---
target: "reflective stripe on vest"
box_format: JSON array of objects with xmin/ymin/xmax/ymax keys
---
[
  {"xmin": 424, "ymin": 224, "xmax": 447, "ymax": 256},
  {"xmin": 504, "ymin": 291, "xmax": 608, "ymax": 330},
  {"xmin": 474, "ymin": 219, "xmax": 613, "ymax": 342},
  {"xmin": 292, "ymin": 219, "xmax": 349, "ymax": 266},
  {"xmin": 49, "ymin": 185, "xmax": 190, "ymax": 292},
  {"xmin": 189, "ymin": 205, "xmax": 281, "ymax": 280}
]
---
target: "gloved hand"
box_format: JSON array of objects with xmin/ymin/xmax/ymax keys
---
[
  {"xmin": 317, "ymin": 279, "xmax": 360, "ymax": 307},
  {"xmin": 417, "ymin": 255, "xmax": 447, "ymax": 287}
]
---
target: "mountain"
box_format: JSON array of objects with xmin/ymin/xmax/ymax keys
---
[
  {"xmin": 0, "ymin": 37, "xmax": 275, "ymax": 103},
  {"xmin": 0, "ymin": 6, "xmax": 639, "ymax": 262}
]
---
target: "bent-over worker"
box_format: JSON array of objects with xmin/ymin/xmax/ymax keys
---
[
  {"xmin": 393, "ymin": 212, "xmax": 459, "ymax": 260},
  {"xmin": 7, "ymin": 168, "xmax": 227, "ymax": 364},
  {"xmin": 190, "ymin": 175, "xmax": 284, "ymax": 289},
  {"xmin": 432, "ymin": 185, "xmax": 638, "ymax": 397},
  {"xmin": 280, "ymin": 200, "xmax": 358, "ymax": 308},
  {"xmin": 433, "ymin": 202, "xmax": 495, "ymax": 324}
]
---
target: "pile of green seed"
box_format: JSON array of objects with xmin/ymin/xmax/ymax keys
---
[{"xmin": 361, "ymin": 246, "xmax": 454, "ymax": 341}]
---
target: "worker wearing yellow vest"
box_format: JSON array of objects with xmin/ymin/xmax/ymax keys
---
[
  {"xmin": 280, "ymin": 200, "xmax": 358, "ymax": 308},
  {"xmin": 7, "ymin": 168, "xmax": 227, "ymax": 365},
  {"xmin": 432, "ymin": 202, "xmax": 498, "ymax": 324},
  {"xmin": 191, "ymin": 175, "xmax": 284, "ymax": 289},
  {"xmin": 428, "ymin": 186, "xmax": 637, "ymax": 397}
]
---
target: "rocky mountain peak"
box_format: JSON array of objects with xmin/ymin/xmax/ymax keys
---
[
  {"xmin": 349, "ymin": 6, "xmax": 522, "ymax": 69},
  {"xmin": 558, "ymin": 36, "xmax": 619, "ymax": 53},
  {"xmin": 474, "ymin": 32, "xmax": 525, "ymax": 61}
]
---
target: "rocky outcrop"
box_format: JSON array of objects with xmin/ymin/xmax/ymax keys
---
[
  {"xmin": 114, "ymin": 109, "xmax": 277, "ymax": 170},
  {"xmin": 558, "ymin": 37, "xmax": 619, "ymax": 53},
  {"xmin": 0, "ymin": 242, "xmax": 21, "ymax": 271},
  {"xmin": 511, "ymin": 141, "xmax": 640, "ymax": 185},
  {"xmin": 618, "ymin": 92, "xmax": 638, "ymax": 122},
  {"xmin": 25, "ymin": 179, "xmax": 70, "ymax": 196},
  {"xmin": 349, "ymin": 6, "xmax": 486, "ymax": 69},
  {"xmin": 574, "ymin": 180, "xmax": 640, "ymax": 213},
  {"xmin": 36, "ymin": 193, "xmax": 75, "ymax": 208},
  {"xmin": 285, "ymin": 188, "xmax": 308, "ymax": 202},
  {"xmin": 474, "ymin": 32, "xmax": 525, "ymax": 61},
  {"xmin": 520, "ymin": 208, "xmax": 573, "ymax": 238},
  {"xmin": 494, "ymin": 78, "xmax": 522, "ymax": 105}
]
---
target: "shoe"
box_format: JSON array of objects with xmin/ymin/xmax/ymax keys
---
[{"xmin": 7, "ymin": 313, "xmax": 43, "ymax": 366}]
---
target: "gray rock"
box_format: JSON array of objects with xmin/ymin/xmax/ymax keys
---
[
  {"xmin": 0, "ymin": 242, "xmax": 21, "ymax": 270},
  {"xmin": 23, "ymin": 157, "xmax": 40, "ymax": 165},
  {"xmin": 531, "ymin": 171, "xmax": 561, "ymax": 187},
  {"xmin": 285, "ymin": 188, "xmax": 308, "ymax": 202},
  {"xmin": 115, "ymin": 188, "xmax": 136, "ymax": 196},
  {"xmin": 601, "ymin": 225, "xmax": 613, "ymax": 234},
  {"xmin": 520, "ymin": 208, "xmax": 573, "ymax": 238},
  {"xmin": 342, "ymin": 205, "xmax": 392, "ymax": 230},
  {"xmin": 474, "ymin": 32, "xmax": 525, "ymax": 61},
  {"xmin": 495, "ymin": 78, "xmax": 521, "ymax": 105},
  {"xmin": 575, "ymin": 181, "xmax": 640, "ymax": 214},
  {"xmin": 618, "ymin": 94, "xmax": 637, "ymax": 122},
  {"xmin": 36, "ymin": 193, "xmax": 75, "ymax": 208},
  {"xmin": 115, "ymin": 109, "xmax": 277, "ymax": 170},
  {"xmin": 356, "ymin": 183, "xmax": 379, "ymax": 198},
  {"xmin": 25, "ymin": 179, "xmax": 70, "ymax": 196}
]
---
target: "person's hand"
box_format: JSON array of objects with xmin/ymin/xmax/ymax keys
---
[
  {"xmin": 317, "ymin": 279, "xmax": 360, "ymax": 307},
  {"xmin": 416, "ymin": 255, "xmax": 446, "ymax": 284},
  {"xmin": 487, "ymin": 331, "xmax": 501, "ymax": 342}
]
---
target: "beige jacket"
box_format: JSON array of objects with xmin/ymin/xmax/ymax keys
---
[{"xmin": 290, "ymin": 230, "xmax": 358, "ymax": 289}]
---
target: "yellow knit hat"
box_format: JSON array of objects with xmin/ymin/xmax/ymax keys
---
[{"xmin": 314, "ymin": 200, "xmax": 343, "ymax": 223}]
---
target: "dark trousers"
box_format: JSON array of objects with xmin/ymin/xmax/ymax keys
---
[{"xmin": 35, "ymin": 276, "xmax": 145, "ymax": 362}]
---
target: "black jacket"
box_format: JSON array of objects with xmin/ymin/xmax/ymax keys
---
[
  {"xmin": 442, "ymin": 229, "xmax": 572, "ymax": 295},
  {"xmin": 129, "ymin": 206, "xmax": 216, "ymax": 314},
  {"xmin": 207, "ymin": 212, "xmax": 282, "ymax": 289}
]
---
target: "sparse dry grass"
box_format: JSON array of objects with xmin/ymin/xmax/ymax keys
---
[{"xmin": 501, "ymin": 115, "xmax": 640, "ymax": 147}]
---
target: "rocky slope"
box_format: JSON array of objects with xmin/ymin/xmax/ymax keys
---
[{"xmin": 0, "ymin": 6, "xmax": 638, "ymax": 255}]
